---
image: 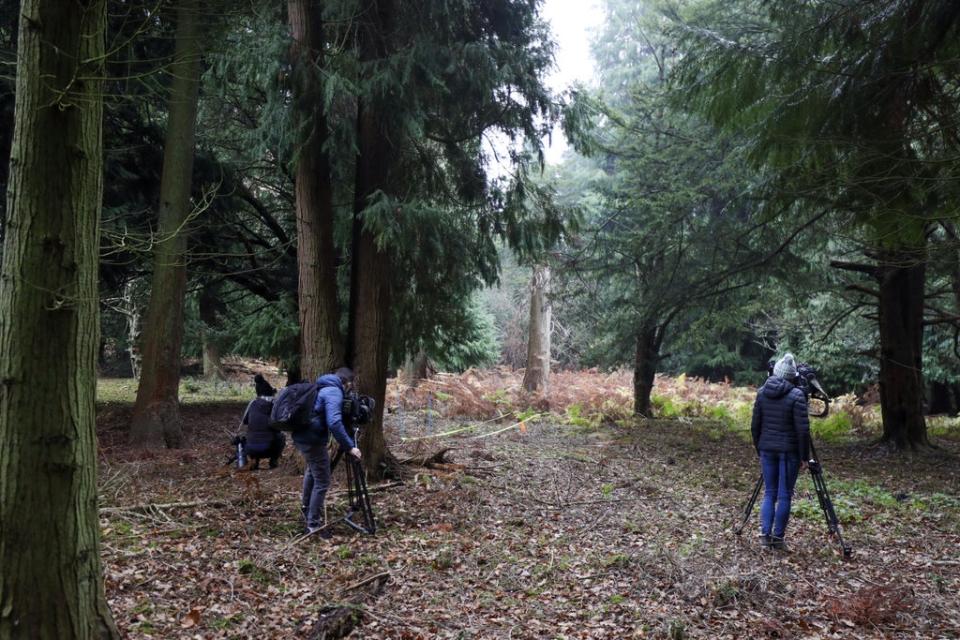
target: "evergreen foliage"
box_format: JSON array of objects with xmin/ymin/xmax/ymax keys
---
[{"xmin": 669, "ymin": 0, "xmax": 960, "ymax": 443}]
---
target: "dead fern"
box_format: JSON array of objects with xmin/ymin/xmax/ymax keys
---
[{"xmin": 826, "ymin": 585, "xmax": 914, "ymax": 627}]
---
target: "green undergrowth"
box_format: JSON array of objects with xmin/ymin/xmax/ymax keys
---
[
  {"xmin": 649, "ymin": 395, "xmax": 753, "ymax": 439},
  {"xmin": 648, "ymin": 392, "xmax": 871, "ymax": 446},
  {"xmin": 98, "ymin": 377, "xmax": 250, "ymax": 405},
  {"xmin": 791, "ymin": 476, "xmax": 960, "ymax": 527},
  {"xmin": 810, "ymin": 412, "xmax": 853, "ymax": 443},
  {"xmin": 928, "ymin": 415, "xmax": 960, "ymax": 439}
]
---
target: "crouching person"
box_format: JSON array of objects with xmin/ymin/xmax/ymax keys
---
[
  {"xmin": 242, "ymin": 374, "xmax": 286, "ymax": 469},
  {"xmin": 294, "ymin": 367, "xmax": 362, "ymax": 536}
]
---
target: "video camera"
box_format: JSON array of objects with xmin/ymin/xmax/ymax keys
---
[
  {"xmin": 342, "ymin": 391, "xmax": 375, "ymax": 429},
  {"xmin": 766, "ymin": 360, "xmax": 831, "ymax": 417}
]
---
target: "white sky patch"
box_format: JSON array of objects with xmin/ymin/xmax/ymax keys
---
[
  {"xmin": 483, "ymin": 0, "xmax": 604, "ymax": 179},
  {"xmin": 540, "ymin": 0, "xmax": 604, "ymax": 165}
]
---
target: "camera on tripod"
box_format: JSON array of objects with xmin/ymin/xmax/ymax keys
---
[
  {"xmin": 331, "ymin": 390, "xmax": 377, "ymax": 535},
  {"xmin": 767, "ymin": 359, "xmax": 831, "ymax": 417},
  {"xmin": 342, "ymin": 391, "xmax": 375, "ymax": 428}
]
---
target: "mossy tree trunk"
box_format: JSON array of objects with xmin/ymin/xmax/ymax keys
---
[
  {"xmin": 289, "ymin": 0, "xmax": 343, "ymax": 381},
  {"xmin": 130, "ymin": 0, "xmax": 203, "ymax": 448},
  {"xmin": 0, "ymin": 0, "xmax": 119, "ymax": 637}
]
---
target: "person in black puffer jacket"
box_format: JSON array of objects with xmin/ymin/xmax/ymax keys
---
[
  {"xmin": 242, "ymin": 374, "xmax": 286, "ymax": 469},
  {"xmin": 751, "ymin": 353, "xmax": 811, "ymax": 551}
]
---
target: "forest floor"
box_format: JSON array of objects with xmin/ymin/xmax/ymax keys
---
[{"xmin": 97, "ymin": 371, "xmax": 960, "ymax": 639}]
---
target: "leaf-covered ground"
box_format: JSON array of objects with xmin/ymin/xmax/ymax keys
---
[{"xmin": 98, "ymin": 383, "xmax": 960, "ymax": 639}]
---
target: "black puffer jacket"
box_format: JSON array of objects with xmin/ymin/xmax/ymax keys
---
[
  {"xmin": 751, "ymin": 376, "xmax": 810, "ymax": 460},
  {"xmin": 243, "ymin": 398, "xmax": 283, "ymax": 452}
]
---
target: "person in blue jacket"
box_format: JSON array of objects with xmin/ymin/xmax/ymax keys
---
[
  {"xmin": 293, "ymin": 367, "xmax": 362, "ymax": 536},
  {"xmin": 751, "ymin": 353, "xmax": 812, "ymax": 551}
]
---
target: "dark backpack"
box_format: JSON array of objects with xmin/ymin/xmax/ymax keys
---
[{"xmin": 269, "ymin": 382, "xmax": 318, "ymax": 432}]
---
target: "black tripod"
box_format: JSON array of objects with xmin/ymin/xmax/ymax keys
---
[
  {"xmin": 735, "ymin": 440, "xmax": 852, "ymax": 558},
  {"xmin": 329, "ymin": 432, "xmax": 376, "ymax": 534}
]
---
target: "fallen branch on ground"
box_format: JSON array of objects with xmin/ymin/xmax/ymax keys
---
[
  {"xmin": 342, "ymin": 571, "xmax": 391, "ymax": 593},
  {"xmin": 100, "ymin": 499, "xmax": 234, "ymax": 515}
]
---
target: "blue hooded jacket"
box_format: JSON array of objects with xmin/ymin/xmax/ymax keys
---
[{"xmin": 291, "ymin": 374, "xmax": 356, "ymax": 450}]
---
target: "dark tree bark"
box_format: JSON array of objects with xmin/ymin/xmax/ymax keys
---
[
  {"xmin": 352, "ymin": 218, "xmax": 396, "ymax": 479},
  {"xmin": 632, "ymin": 324, "xmax": 662, "ymax": 417},
  {"xmin": 130, "ymin": 0, "xmax": 203, "ymax": 448},
  {"xmin": 927, "ymin": 381, "xmax": 956, "ymax": 416},
  {"xmin": 522, "ymin": 264, "xmax": 552, "ymax": 392},
  {"xmin": 289, "ymin": 0, "xmax": 343, "ymax": 381},
  {"xmin": 877, "ymin": 246, "xmax": 928, "ymax": 449},
  {"xmin": 348, "ymin": 0, "xmax": 399, "ymax": 481},
  {"xmin": 0, "ymin": 0, "xmax": 119, "ymax": 636}
]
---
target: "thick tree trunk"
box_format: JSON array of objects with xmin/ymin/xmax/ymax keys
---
[
  {"xmin": 401, "ymin": 350, "xmax": 430, "ymax": 386},
  {"xmin": 199, "ymin": 280, "xmax": 225, "ymax": 381},
  {"xmin": 289, "ymin": 0, "xmax": 343, "ymax": 381},
  {"xmin": 522, "ymin": 264, "xmax": 551, "ymax": 392},
  {"xmin": 877, "ymin": 247, "xmax": 928, "ymax": 449},
  {"xmin": 352, "ymin": 224, "xmax": 395, "ymax": 480},
  {"xmin": 928, "ymin": 381, "xmax": 955, "ymax": 416},
  {"xmin": 0, "ymin": 1, "xmax": 119, "ymax": 637},
  {"xmin": 633, "ymin": 325, "xmax": 660, "ymax": 417},
  {"xmin": 130, "ymin": 0, "xmax": 203, "ymax": 448},
  {"xmin": 348, "ymin": 0, "xmax": 398, "ymax": 481},
  {"xmin": 202, "ymin": 337, "xmax": 224, "ymax": 380}
]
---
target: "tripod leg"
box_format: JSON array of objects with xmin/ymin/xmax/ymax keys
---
[
  {"xmin": 330, "ymin": 447, "xmax": 345, "ymax": 473},
  {"xmin": 809, "ymin": 467, "xmax": 853, "ymax": 558},
  {"xmin": 735, "ymin": 475, "xmax": 764, "ymax": 536},
  {"xmin": 340, "ymin": 457, "xmax": 376, "ymax": 534},
  {"xmin": 353, "ymin": 458, "xmax": 376, "ymax": 534}
]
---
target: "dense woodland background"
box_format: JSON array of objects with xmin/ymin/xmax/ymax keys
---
[{"xmin": 1, "ymin": 0, "xmax": 959, "ymax": 638}]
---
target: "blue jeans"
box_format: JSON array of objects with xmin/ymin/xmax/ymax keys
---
[
  {"xmin": 297, "ymin": 442, "xmax": 330, "ymax": 529},
  {"xmin": 759, "ymin": 450, "xmax": 800, "ymax": 538}
]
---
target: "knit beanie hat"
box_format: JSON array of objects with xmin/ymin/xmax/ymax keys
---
[
  {"xmin": 254, "ymin": 374, "xmax": 276, "ymax": 397},
  {"xmin": 773, "ymin": 353, "xmax": 798, "ymax": 380}
]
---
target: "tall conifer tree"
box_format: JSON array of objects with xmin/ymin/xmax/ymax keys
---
[
  {"xmin": 0, "ymin": 0, "xmax": 119, "ymax": 636},
  {"xmin": 130, "ymin": 0, "xmax": 205, "ymax": 447}
]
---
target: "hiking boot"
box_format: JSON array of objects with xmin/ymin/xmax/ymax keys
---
[
  {"xmin": 770, "ymin": 536, "xmax": 789, "ymax": 552},
  {"xmin": 759, "ymin": 534, "xmax": 772, "ymax": 549},
  {"xmin": 307, "ymin": 526, "xmax": 333, "ymax": 539}
]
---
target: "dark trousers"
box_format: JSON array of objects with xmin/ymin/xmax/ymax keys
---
[
  {"xmin": 297, "ymin": 442, "xmax": 330, "ymax": 529},
  {"xmin": 759, "ymin": 450, "xmax": 800, "ymax": 538},
  {"xmin": 247, "ymin": 434, "xmax": 286, "ymax": 465}
]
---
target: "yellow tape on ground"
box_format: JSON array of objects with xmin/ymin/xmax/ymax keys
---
[
  {"xmin": 399, "ymin": 412, "xmax": 514, "ymax": 442},
  {"xmin": 470, "ymin": 414, "xmax": 544, "ymax": 439}
]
